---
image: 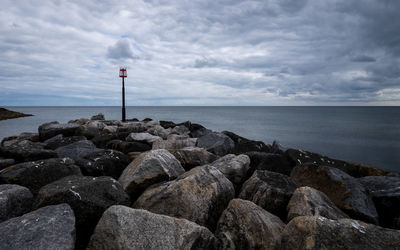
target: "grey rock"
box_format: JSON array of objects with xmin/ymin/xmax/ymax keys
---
[
  {"xmin": 222, "ymin": 130, "xmax": 271, "ymax": 154},
  {"xmin": 0, "ymin": 204, "xmax": 75, "ymax": 250},
  {"xmin": 0, "ymin": 158, "xmax": 82, "ymax": 195},
  {"xmin": 117, "ymin": 122, "xmax": 147, "ymax": 133},
  {"xmin": 90, "ymin": 113, "xmax": 105, "ymax": 120},
  {"xmin": 118, "ymin": 149, "xmax": 184, "ymax": 199},
  {"xmin": 197, "ymin": 132, "xmax": 235, "ymax": 156},
  {"xmin": 106, "ymin": 139, "xmax": 151, "ymax": 153},
  {"xmin": 216, "ymin": 199, "xmax": 285, "ymax": 250},
  {"xmin": 287, "ymin": 186, "xmax": 350, "ymax": 221},
  {"xmin": 208, "ymin": 154, "xmax": 250, "ymax": 186},
  {"xmin": 270, "ymin": 140, "xmax": 287, "ymax": 154},
  {"xmin": 170, "ymin": 146, "xmax": 218, "ymax": 170},
  {"xmin": 87, "ymin": 205, "xmax": 218, "ymax": 250},
  {"xmin": 239, "ymin": 170, "xmax": 297, "ymax": 220},
  {"xmin": 1, "ymin": 132, "xmax": 39, "ymax": 147},
  {"xmin": 102, "ymin": 125, "xmax": 117, "ymax": 133},
  {"xmin": 191, "ymin": 127, "xmax": 212, "ymax": 138},
  {"xmin": 152, "ymin": 137, "xmax": 197, "ymax": 150},
  {"xmin": 0, "ymin": 184, "xmax": 33, "ymax": 222},
  {"xmin": 147, "ymin": 125, "xmax": 172, "ymax": 139},
  {"xmin": 134, "ymin": 165, "xmax": 235, "ymax": 230},
  {"xmin": 43, "ymin": 134, "xmax": 87, "ymax": 150},
  {"xmin": 290, "ymin": 163, "xmax": 379, "ymax": 224},
  {"xmin": 126, "ymin": 132, "xmax": 162, "ymax": 144},
  {"xmin": 171, "ymin": 125, "xmax": 190, "ymax": 135},
  {"xmin": 38, "ymin": 121, "xmax": 80, "ymax": 141},
  {"xmin": 1, "ymin": 139, "xmax": 57, "ymax": 162},
  {"xmin": 0, "ymin": 158, "xmax": 15, "ymax": 170},
  {"xmin": 55, "ymin": 140, "xmax": 103, "ymax": 161}
]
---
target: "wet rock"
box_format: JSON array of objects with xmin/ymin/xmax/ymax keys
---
[
  {"xmin": 76, "ymin": 149, "xmax": 130, "ymax": 179},
  {"xmin": 208, "ymin": 154, "xmax": 250, "ymax": 187},
  {"xmin": 133, "ymin": 165, "xmax": 235, "ymax": 230},
  {"xmin": 90, "ymin": 113, "xmax": 104, "ymax": 120},
  {"xmin": 38, "ymin": 121, "xmax": 80, "ymax": 141},
  {"xmin": 35, "ymin": 175, "xmax": 130, "ymax": 249},
  {"xmin": 245, "ymin": 152, "xmax": 295, "ymax": 176},
  {"xmin": 222, "ymin": 131, "xmax": 271, "ymax": 154},
  {"xmin": 118, "ymin": 149, "xmax": 184, "ymax": 199},
  {"xmin": 170, "ymin": 147, "xmax": 218, "ymax": 170},
  {"xmin": 88, "ymin": 205, "xmax": 218, "ymax": 250},
  {"xmin": 106, "ymin": 139, "xmax": 151, "ymax": 154},
  {"xmin": 359, "ymin": 176, "xmax": 400, "ymax": 229},
  {"xmin": 239, "ymin": 170, "xmax": 297, "ymax": 220},
  {"xmin": 216, "ymin": 199, "xmax": 285, "ymax": 250},
  {"xmin": 152, "ymin": 137, "xmax": 197, "ymax": 150},
  {"xmin": 1, "ymin": 140, "xmax": 57, "ymax": 162},
  {"xmin": 126, "ymin": 132, "xmax": 162, "ymax": 144},
  {"xmin": 0, "ymin": 184, "xmax": 33, "ymax": 222},
  {"xmin": 197, "ymin": 132, "xmax": 235, "ymax": 156},
  {"xmin": 287, "ymin": 186, "xmax": 349, "ymax": 221},
  {"xmin": 0, "ymin": 158, "xmax": 82, "ymax": 195},
  {"xmin": 0, "ymin": 204, "xmax": 75, "ymax": 250},
  {"xmin": 43, "ymin": 134, "xmax": 86, "ymax": 150},
  {"xmin": 55, "ymin": 140, "xmax": 103, "ymax": 161},
  {"xmin": 290, "ymin": 163, "xmax": 379, "ymax": 224},
  {"xmin": 279, "ymin": 216, "xmax": 400, "ymax": 250},
  {"xmin": 0, "ymin": 158, "xmax": 15, "ymax": 170}
]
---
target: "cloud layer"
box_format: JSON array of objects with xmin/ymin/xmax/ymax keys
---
[{"xmin": 1, "ymin": 0, "xmax": 399, "ymax": 105}]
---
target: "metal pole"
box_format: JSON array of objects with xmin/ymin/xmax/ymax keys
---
[{"xmin": 122, "ymin": 77, "xmax": 126, "ymax": 122}]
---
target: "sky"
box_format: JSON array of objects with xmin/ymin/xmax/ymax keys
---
[{"xmin": 1, "ymin": 0, "xmax": 399, "ymax": 106}]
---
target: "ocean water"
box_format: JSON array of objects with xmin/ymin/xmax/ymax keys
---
[{"xmin": 1, "ymin": 106, "xmax": 399, "ymax": 173}]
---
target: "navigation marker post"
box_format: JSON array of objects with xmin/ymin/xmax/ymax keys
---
[{"xmin": 119, "ymin": 67, "xmax": 127, "ymax": 122}]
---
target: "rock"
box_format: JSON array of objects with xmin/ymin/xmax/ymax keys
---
[
  {"xmin": 287, "ymin": 186, "xmax": 350, "ymax": 221},
  {"xmin": 43, "ymin": 134, "xmax": 87, "ymax": 150},
  {"xmin": 1, "ymin": 132, "xmax": 39, "ymax": 147},
  {"xmin": 290, "ymin": 163, "xmax": 379, "ymax": 224},
  {"xmin": 0, "ymin": 184, "xmax": 33, "ymax": 222},
  {"xmin": 208, "ymin": 154, "xmax": 250, "ymax": 187},
  {"xmin": 134, "ymin": 165, "xmax": 235, "ymax": 230},
  {"xmin": 239, "ymin": 170, "xmax": 297, "ymax": 220},
  {"xmin": 106, "ymin": 139, "xmax": 151, "ymax": 153},
  {"xmin": 147, "ymin": 125, "xmax": 172, "ymax": 139},
  {"xmin": 126, "ymin": 132, "xmax": 162, "ymax": 144},
  {"xmin": 0, "ymin": 158, "xmax": 15, "ymax": 170},
  {"xmin": 216, "ymin": 199, "xmax": 285, "ymax": 250},
  {"xmin": 190, "ymin": 127, "xmax": 212, "ymax": 138},
  {"xmin": 0, "ymin": 158, "xmax": 82, "ymax": 195},
  {"xmin": 170, "ymin": 147, "xmax": 218, "ymax": 170},
  {"xmin": 270, "ymin": 140, "xmax": 287, "ymax": 154},
  {"xmin": 222, "ymin": 131, "xmax": 271, "ymax": 154},
  {"xmin": 1, "ymin": 140, "xmax": 57, "ymax": 162},
  {"xmin": 171, "ymin": 125, "xmax": 190, "ymax": 135},
  {"xmin": 38, "ymin": 121, "xmax": 80, "ymax": 141},
  {"xmin": 152, "ymin": 137, "xmax": 197, "ymax": 150},
  {"xmin": 69, "ymin": 117, "xmax": 89, "ymax": 125},
  {"xmin": 118, "ymin": 149, "xmax": 185, "ymax": 199},
  {"xmin": 359, "ymin": 176, "xmax": 400, "ymax": 229},
  {"xmin": 55, "ymin": 140, "xmax": 103, "ymax": 161},
  {"xmin": 177, "ymin": 121, "xmax": 205, "ymax": 133},
  {"xmin": 197, "ymin": 132, "xmax": 235, "ymax": 156},
  {"xmin": 279, "ymin": 216, "xmax": 400, "ymax": 250},
  {"xmin": 35, "ymin": 175, "xmax": 130, "ymax": 249},
  {"xmin": 76, "ymin": 149, "xmax": 130, "ymax": 179},
  {"xmin": 87, "ymin": 205, "xmax": 218, "ymax": 250},
  {"xmin": 89, "ymin": 132, "xmax": 120, "ymax": 148},
  {"xmin": 0, "ymin": 204, "xmax": 75, "ymax": 250},
  {"xmin": 117, "ymin": 122, "xmax": 146, "ymax": 133},
  {"xmin": 90, "ymin": 113, "xmax": 104, "ymax": 120},
  {"xmin": 102, "ymin": 125, "xmax": 117, "ymax": 134},
  {"xmin": 245, "ymin": 152, "xmax": 295, "ymax": 176},
  {"xmin": 159, "ymin": 120, "xmax": 177, "ymax": 129}
]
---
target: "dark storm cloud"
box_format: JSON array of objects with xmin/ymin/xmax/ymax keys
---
[{"xmin": 351, "ymin": 55, "xmax": 376, "ymax": 63}]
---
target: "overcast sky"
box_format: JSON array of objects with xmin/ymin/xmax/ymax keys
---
[{"xmin": 1, "ymin": 0, "xmax": 399, "ymax": 106}]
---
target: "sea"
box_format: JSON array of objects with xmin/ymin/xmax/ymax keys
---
[{"xmin": 1, "ymin": 106, "xmax": 399, "ymax": 173}]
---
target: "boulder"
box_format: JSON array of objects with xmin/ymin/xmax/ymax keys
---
[
  {"xmin": 103, "ymin": 125, "xmax": 117, "ymax": 134},
  {"xmin": 147, "ymin": 125, "xmax": 172, "ymax": 139},
  {"xmin": 159, "ymin": 120, "xmax": 177, "ymax": 129},
  {"xmin": 1, "ymin": 132, "xmax": 39, "ymax": 147},
  {"xmin": 0, "ymin": 140, "xmax": 57, "ymax": 162},
  {"xmin": 35, "ymin": 175, "xmax": 130, "ymax": 249},
  {"xmin": 126, "ymin": 132, "xmax": 162, "ymax": 144},
  {"xmin": 0, "ymin": 204, "xmax": 75, "ymax": 250},
  {"xmin": 222, "ymin": 131, "xmax": 271, "ymax": 154},
  {"xmin": 287, "ymin": 186, "xmax": 349, "ymax": 221},
  {"xmin": 216, "ymin": 199, "xmax": 285, "ymax": 250},
  {"xmin": 239, "ymin": 170, "xmax": 297, "ymax": 220},
  {"xmin": 290, "ymin": 163, "xmax": 379, "ymax": 224},
  {"xmin": 0, "ymin": 158, "xmax": 82, "ymax": 195},
  {"xmin": 0, "ymin": 158, "xmax": 15, "ymax": 170},
  {"xmin": 133, "ymin": 165, "xmax": 235, "ymax": 230},
  {"xmin": 152, "ymin": 137, "xmax": 197, "ymax": 150},
  {"xmin": 245, "ymin": 152, "xmax": 295, "ymax": 176},
  {"xmin": 118, "ymin": 149, "xmax": 185, "ymax": 199},
  {"xmin": 270, "ymin": 140, "xmax": 287, "ymax": 154},
  {"xmin": 191, "ymin": 127, "xmax": 212, "ymax": 138},
  {"xmin": 171, "ymin": 125, "xmax": 190, "ymax": 135},
  {"xmin": 55, "ymin": 140, "xmax": 103, "ymax": 161},
  {"xmin": 43, "ymin": 134, "xmax": 86, "ymax": 150},
  {"xmin": 170, "ymin": 147, "xmax": 218, "ymax": 170},
  {"xmin": 359, "ymin": 176, "xmax": 400, "ymax": 229},
  {"xmin": 76, "ymin": 149, "xmax": 130, "ymax": 179},
  {"xmin": 90, "ymin": 113, "xmax": 104, "ymax": 120},
  {"xmin": 74, "ymin": 123, "xmax": 103, "ymax": 139},
  {"xmin": 117, "ymin": 122, "xmax": 146, "ymax": 133},
  {"xmin": 197, "ymin": 132, "xmax": 235, "ymax": 156},
  {"xmin": 106, "ymin": 139, "xmax": 151, "ymax": 153},
  {"xmin": 87, "ymin": 206, "xmax": 218, "ymax": 250},
  {"xmin": 279, "ymin": 216, "xmax": 400, "ymax": 250},
  {"xmin": 0, "ymin": 184, "xmax": 33, "ymax": 222},
  {"xmin": 38, "ymin": 121, "xmax": 80, "ymax": 141},
  {"xmin": 90, "ymin": 132, "xmax": 129, "ymax": 148},
  {"xmin": 208, "ymin": 154, "xmax": 250, "ymax": 187}
]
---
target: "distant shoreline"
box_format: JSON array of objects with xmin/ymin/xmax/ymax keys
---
[{"xmin": 0, "ymin": 107, "xmax": 33, "ymax": 121}]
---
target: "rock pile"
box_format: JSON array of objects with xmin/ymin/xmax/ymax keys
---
[{"xmin": 0, "ymin": 115, "xmax": 399, "ymax": 249}]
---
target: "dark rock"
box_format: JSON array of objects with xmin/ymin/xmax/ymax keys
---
[
  {"xmin": 74, "ymin": 124, "xmax": 102, "ymax": 139},
  {"xmin": 90, "ymin": 113, "xmax": 104, "ymax": 120},
  {"xmin": 160, "ymin": 120, "xmax": 177, "ymax": 129},
  {"xmin": 116, "ymin": 122, "xmax": 147, "ymax": 133},
  {"xmin": 43, "ymin": 134, "xmax": 86, "ymax": 150},
  {"xmin": 290, "ymin": 163, "xmax": 379, "ymax": 224},
  {"xmin": 0, "ymin": 204, "xmax": 75, "ymax": 250},
  {"xmin": 0, "ymin": 158, "xmax": 82, "ymax": 195},
  {"xmin": 88, "ymin": 205, "xmax": 218, "ymax": 250},
  {"xmin": 0, "ymin": 184, "xmax": 33, "ymax": 222},
  {"xmin": 118, "ymin": 149, "xmax": 185, "ymax": 199},
  {"xmin": 177, "ymin": 121, "xmax": 205, "ymax": 133},
  {"xmin": 245, "ymin": 152, "xmax": 295, "ymax": 176},
  {"xmin": 270, "ymin": 140, "xmax": 287, "ymax": 154},
  {"xmin": 55, "ymin": 140, "xmax": 103, "ymax": 161},
  {"xmin": 170, "ymin": 125, "xmax": 190, "ymax": 136},
  {"xmin": 359, "ymin": 176, "xmax": 400, "ymax": 229},
  {"xmin": 133, "ymin": 165, "xmax": 235, "ymax": 231},
  {"xmin": 35, "ymin": 175, "xmax": 130, "ymax": 250},
  {"xmin": 170, "ymin": 147, "xmax": 218, "ymax": 170},
  {"xmin": 190, "ymin": 127, "xmax": 212, "ymax": 138},
  {"xmin": 0, "ymin": 158, "xmax": 15, "ymax": 170},
  {"xmin": 287, "ymin": 186, "xmax": 350, "ymax": 221},
  {"xmin": 1, "ymin": 140, "xmax": 57, "ymax": 162},
  {"xmin": 106, "ymin": 139, "xmax": 151, "ymax": 153},
  {"xmin": 216, "ymin": 199, "xmax": 285, "ymax": 250},
  {"xmin": 208, "ymin": 154, "xmax": 250, "ymax": 187},
  {"xmin": 239, "ymin": 170, "xmax": 297, "ymax": 220},
  {"xmin": 1, "ymin": 132, "xmax": 39, "ymax": 147},
  {"xmin": 76, "ymin": 149, "xmax": 130, "ymax": 179},
  {"xmin": 142, "ymin": 118, "xmax": 152, "ymax": 122},
  {"xmin": 197, "ymin": 132, "xmax": 235, "ymax": 156},
  {"xmin": 279, "ymin": 216, "xmax": 400, "ymax": 250},
  {"xmin": 152, "ymin": 137, "xmax": 197, "ymax": 150},
  {"xmin": 38, "ymin": 121, "xmax": 80, "ymax": 141},
  {"xmin": 222, "ymin": 131, "xmax": 271, "ymax": 154}
]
